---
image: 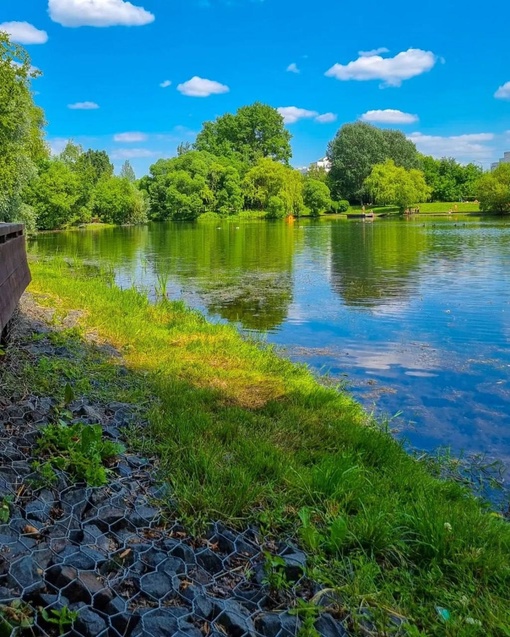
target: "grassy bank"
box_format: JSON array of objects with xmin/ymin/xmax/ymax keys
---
[
  {"xmin": 349, "ymin": 202, "xmax": 481, "ymax": 215},
  {"xmin": 23, "ymin": 257, "xmax": 510, "ymax": 636}
]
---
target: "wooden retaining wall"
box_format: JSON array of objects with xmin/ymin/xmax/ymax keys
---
[{"xmin": 0, "ymin": 224, "xmax": 31, "ymax": 334}]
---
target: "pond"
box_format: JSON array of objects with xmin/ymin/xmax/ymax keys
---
[{"xmin": 31, "ymin": 216, "xmax": 510, "ymax": 471}]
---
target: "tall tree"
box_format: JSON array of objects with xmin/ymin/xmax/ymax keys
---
[
  {"xmin": 120, "ymin": 160, "xmax": 137, "ymax": 182},
  {"xmin": 76, "ymin": 149, "xmax": 113, "ymax": 186},
  {"xmin": 327, "ymin": 122, "xmax": 419, "ymax": 202},
  {"xmin": 0, "ymin": 32, "xmax": 47, "ymax": 222},
  {"xmin": 194, "ymin": 102, "xmax": 292, "ymax": 166}
]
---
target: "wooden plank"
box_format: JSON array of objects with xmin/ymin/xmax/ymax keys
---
[
  {"xmin": 0, "ymin": 228, "xmax": 31, "ymax": 332},
  {"xmin": 0, "ymin": 223, "xmax": 23, "ymax": 241}
]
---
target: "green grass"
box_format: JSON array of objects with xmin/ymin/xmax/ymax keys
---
[
  {"xmin": 197, "ymin": 209, "xmax": 268, "ymax": 222},
  {"xmin": 17, "ymin": 257, "xmax": 510, "ymax": 636},
  {"xmin": 349, "ymin": 202, "xmax": 481, "ymax": 215}
]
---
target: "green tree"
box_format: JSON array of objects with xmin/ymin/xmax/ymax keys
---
[
  {"xmin": 243, "ymin": 158, "xmax": 304, "ymax": 217},
  {"xmin": 476, "ymin": 164, "xmax": 510, "ymax": 213},
  {"xmin": 364, "ymin": 159, "xmax": 431, "ymax": 211},
  {"xmin": 208, "ymin": 162, "xmax": 244, "ymax": 215},
  {"xmin": 59, "ymin": 140, "xmax": 83, "ymax": 168},
  {"xmin": 194, "ymin": 102, "xmax": 292, "ymax": 166},
  {"xmin": 0, "ymin": 32, "xmax": 47, "ymax": 222},
  {"xmin": 76, "ymin": 149, "xmax": 113, "ymax": 185},
  {"xmin": 91, "ymin": 177, "xmax": 148, "ymax": 224},
  {"xmin": 327, "ymin": 122, "xmax": 419, "ymax": 202},
  {"xmin": 144, "ymin": 151, "xmax": 244, "ymax": 220},
  {"xmin": 24, "ymin": 159, "xmax": 81, "ymax": 230},
  {"xmin": 120, "ymin": 160, "xmax": 136, "ymax": 182},
  {"xmin": 307, "ymin": 164, "xmax": 329, "ymax": 183},
  {"xmin": 419, "ymin": 155, "xmax": 483, "ymax": 201},
  {"xmin": 303, "ymin": 179, "xmax": 332, "ymax": 216}
]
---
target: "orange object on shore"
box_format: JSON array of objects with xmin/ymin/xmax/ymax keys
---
[{"xmin": 286, "ymin": 215, "xmax": 295, "ymax": 223}]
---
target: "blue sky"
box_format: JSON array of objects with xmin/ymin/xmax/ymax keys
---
[{"xmin": 1, "ymin": 0, "xmax": 509, "ymax": 176}]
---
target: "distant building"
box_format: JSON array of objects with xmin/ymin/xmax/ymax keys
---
[
  {"xmin": 312, "ymin": 157, "xmax": 332, "ymax": 172},
  {"xmin": 491, "ymin": 151, "xmax": 510, "ymax": 170}
]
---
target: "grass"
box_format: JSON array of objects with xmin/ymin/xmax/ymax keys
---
[
  {"xmin": 349, "ymin": 202, "xmax": 481, "ymax": 215},
  {"xmin": 13, "ymin": 256, "xmax": 510, "ymax": 636},
  {"xmin": 198, "ymin": 209, "xmax": 268, "ymax": 222}
]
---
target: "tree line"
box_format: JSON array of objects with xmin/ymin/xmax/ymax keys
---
[{"xmin": 1, "ymin": 32, "xmax": 509, "ymax": 232}]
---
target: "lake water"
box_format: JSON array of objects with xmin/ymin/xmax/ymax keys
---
[{"xmin": 31, "ymin": 216, "xmax": 510, "ymax": 471}]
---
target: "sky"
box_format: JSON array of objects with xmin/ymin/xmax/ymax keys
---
[{"xmin": 1, "ymin": 0, "xmax": 509, "ymax": 176}]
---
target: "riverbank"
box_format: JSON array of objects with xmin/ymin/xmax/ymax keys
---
[
  {"xmin": 4, "ymin": 256, "xmax": 510, "ymax": 635},
  {"xmin": 349, "ymin": 202, "xmax": 481, "ymax": 215}
]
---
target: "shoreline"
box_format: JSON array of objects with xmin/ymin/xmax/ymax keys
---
[{"xmin": 2, "ymin": 257, "xmax": 510, "ymax": 635}]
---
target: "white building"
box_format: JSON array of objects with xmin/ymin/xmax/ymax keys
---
[{"xmin": 310, "ymin": 157, "xmax": 332, "ymax": 172}]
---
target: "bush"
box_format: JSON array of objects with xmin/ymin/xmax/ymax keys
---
[
  {"xmin": 330, "ymin": 200, "xmax": 350, "ymax": 213},
  {"xmin": 265, "ymin": 196, "xmax": 286, "ymax": 219}
]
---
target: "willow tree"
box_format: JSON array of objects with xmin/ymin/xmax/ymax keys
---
[
  {"xmin": 364, "ymin": 159, "xmax": 431, "ymax": 211},
  {"xmin": 0, "ymin": 32, "xmax": 46, "ymax": 222}
]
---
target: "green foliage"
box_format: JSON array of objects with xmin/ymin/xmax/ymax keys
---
[
  {"xmin": 120, "ymin": 159, "xmax": 137, "ymax": 182},
  {"xmin": 144, "ymin": 151, "xmax": 243, "ymax": 220},
  {"xmin": 364, "ymin": 159, "xmax": 431, "ymax": 211},
  {"xmin": 307, "ymin": 164, "xmax": 329, "ymax": 183},
  {"xmin": 266, "ymin": 195, "xmax": 287, "ymax": 219},
  {"xmin": 0, "ymin": 496, "xmax": 12, "ymax": 523},
  {"xmin": 91, "ymin": 176, "xmax": 148, "ymax": 224},
  {"xmin": 327, "ymin": 122, "xmax": 419, "ymax": 202},
  {"xmin": 35, "ymin": 421, "xmax": 124, "ymax": 486},
  {"xmin": 420, "ymin": 155, "xmax": 483, "ymax": 201},
  {"xmin": 23, "ymin": 159, "xmax": 81, "ymax": 230},
  {"xmin": 0, "ymin": 32, "xmax": 47, "ymax": 222},
  {"xmin": 476, "ymin": 163, "xmax": 510, "ymax": 213},
  {"xmin": 40, "ymin": 606, "xmax": 78, "ymax": 634},
  {"xmin": 331, "ymin": 199, "xmax": 349, "ymax": 213},
  {"xmin": 22, "ymin": 140, "xmax": 147, "ymax": 229},
  {"xmin": 298, "ymin": 507, "xmax": 348, "ymax": 555},
  {"xmin": 194, "ymin": 102, "xmax": 292, "ymax": 165},
  {"xmin": 303, "ymin": 179, "xmax": 331, "ymax": 216},
  {"xmin": 243, "ymin": 158, "xmax": 304, "ymax": 216},
  {"xmin": 262, "ymin": 552, "xmax": 292, "ymax": 592},
  {"xmin": 0, "ymin": 601, "xmax": 34, "ymax": 636}
]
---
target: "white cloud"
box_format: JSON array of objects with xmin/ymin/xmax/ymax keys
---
[
  {"xmin": 407, "ymin": 132, "xmax": 495, "ymax": 162},
  {"xmin": 278, "ymin": 106, "xmax": 338, "ymax": 125},
  {"xmin": 494, "ymin": 81, "xmax": 510, "ymax": 100},
  {"xmin": 160, "ymin": 80, "xmax": 172, "ymax": 88},
  {"xmin": 68, "ymin": 101, "xmax": 99, "ymax": 110},
  {"xmin": 0, "ymin": 21, "xmax": 48, "ymax": 44},
  {"xmin": 177, "ymin": 76, "xmax": 229, "ymax": 97},
  {"xmin": 114, "ymin": 131, "xmax": 148, "ymax": 142},
  {"xmin": 325, "ymin": 48, "xmax": 438, "ymax": 87},
  {"xmin": 278, "ymin": 106, "xmax": 318, "ymax": 124},
  {"xmin": 358, "ymin": 47, "xmax": 389, "ymax": 57},
  {"xmin": 286, "ymin": 63, "xmax": 300, "ymax": 74},
  {"xmin": 111, "ymin": 148, "xmax": 157, "ymax": 159},
  {"xmin": 48, "ymin": 0, "xmax": 155, "ymax": 27},
  {"xmin": 361, "ymin": 109, "xmax": 418, "ymax": 124},
  {"xmin": 315, "ymin": 112, "xmax": 337, "ymax": 123}
]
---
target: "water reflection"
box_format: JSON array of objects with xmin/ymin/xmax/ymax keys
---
[
  {"xmin": 31, "ymin": 217, "xmax": 510, "ymax": 469},
  {"xmin": 329, "ymin": 221, "xmax": 429, "ymax": 308}
]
